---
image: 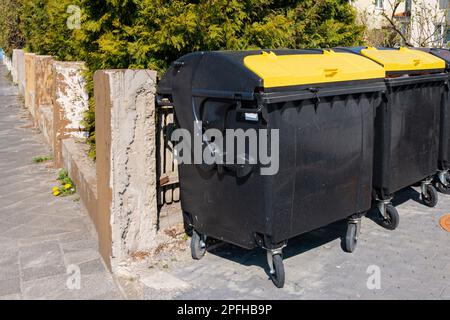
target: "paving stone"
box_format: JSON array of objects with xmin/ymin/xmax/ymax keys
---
[
  {"xmin": 22, "ymin": 272, "xmax": 120, "ymax": 300},
  {"xmin": 0, "ymin": 236, "xmax": 19, "ymax": 250},
  {"xmin": 22, "ymin": 275, "xmax": 70, "ymax": 300},
  {"xmin": 0, "ymin": 278, "xmax": 21, "ymax": 296},
  {"xmin": 19, "ymin": 241, "xmax": 63, "ymax": 269},
  {"xmin": 0, "ymin": 250, "xmax": 19, "ymax": 281},
  {"xmin": 0, "ymin": 294, "xmax": 22, "ymax": 300},
  {"xmin": 21, "ymin": 264, "xmax": 67, "ymax": 282},
  {"xmin": 61, "ymin": 239, "xmax": 98, "ymax": 253},
  {"xmin": 0, "ymin": 222, "xmax": 17, "ymax": 234},
  {"xmin": 3, "ymin": 225, "xmax": 72, "ymax": 240},
  {"xmin": 77, "ymin": 259, "xmax": 106, "ymax": 275},
  {"xmin": 57, "ymin": 230, "xmax": 95, "ymax": 244},
  {"xmin": 64, "ymin": 249, "xmax": 101, "ymax": 266}
]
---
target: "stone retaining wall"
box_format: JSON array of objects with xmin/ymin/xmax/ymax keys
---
[{"xmin": 4, "ymin": 52, "xmax": 182, "ymax": 271}]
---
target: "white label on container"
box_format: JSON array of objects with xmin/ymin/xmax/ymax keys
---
[{"xmin": 244, "ymin": 113, "xmax": 259, "ymax": 121}]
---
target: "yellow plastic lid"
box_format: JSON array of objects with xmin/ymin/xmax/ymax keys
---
[
  {"xmin": 360, "ymin": 47, "xmax": 445, "ymax": 72},
  {"xmin": 243, "ymin": 50, "xmax": 385, "ymax": 88}
]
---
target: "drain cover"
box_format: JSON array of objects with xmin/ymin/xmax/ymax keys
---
[{"xmin": 439, "ymin": 214, "xmax": 450, "ymax": 232}]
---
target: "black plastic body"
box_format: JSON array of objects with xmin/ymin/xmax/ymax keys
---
[
  {"xmin": 373, "ymin": 75, "xmax": 446, "ymax": 198},
  {"xmin": 158, "ymin": 50, "xmax": 385, "ymax": 249},
  {"xmin": 412, "ymin": 47, "xmax": 450, "ymax": 170},
  {"xmin": 335, "ymin": 47, "xmax": 447, "ymax": 198}
]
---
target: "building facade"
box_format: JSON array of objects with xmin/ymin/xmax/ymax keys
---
[{"xmin": 350, "ymin": 0, "xmax": 450, "ymax": 47}]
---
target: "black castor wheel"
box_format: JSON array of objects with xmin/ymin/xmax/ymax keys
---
[
  {"xmin": 435, "ymin": 174, "xmax": 450, "ymax": 195},
  {"xmin": 191, "ymin": 230, "xmax": 206, "ymax": 260},
  {"xmin": 422, "ymin": 184, "xmax": 438, "ymax": 208},
  {"xmin": 343, "ymin": 221, "xmax": 360, "ymax": 253},
  {"xmin": 380, "ymin": 204, "xmax": 399, "ymax": 230},
  {"xmin": 269, "ymin": 254, "xmax": 285, "ymax": 288},
  {"xmin": 182, "ymin": 211, "xmax": 193, "ymax": 236}
]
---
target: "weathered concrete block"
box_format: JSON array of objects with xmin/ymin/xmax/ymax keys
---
[
  {"xmin": 14, "ymin": 50, "xmax": 25, "ymax": 95},
  {"xmin": 61, "ymin": 138, "xmax": 98, "ymax": 228},
  {"xmin": 33, "ymin": 55, "xmax": 54, "ymax": 127},
  {"xmin": 38, "ymin": 105, "xmax": 54, "ymax": 147},
  {"xmin": 52, "ymin": 61, "xmax": 89, "ymax": 167},
  {"xmin": 11, "ymin": 50, "xmax": 20, "ymax": 83},
  {"xmin": 95, "ymin": 69, "xmax": 158, "ymax": 270},
  {"xmin": 23, "ymin": 54, "xmax": 54, "ymax": 128},
  {"xmin": 24, "ymin": 53, "xmax": 36, "ymax": 113}
]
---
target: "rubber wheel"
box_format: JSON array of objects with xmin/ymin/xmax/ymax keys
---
[
  {"xmin": 422, "ymin": 184, "xmax": 438, "ymax": 208},
  {"xmin": 435, "ymin": 174, "xmax": 450, "ymax": 195},
  {"xmin": 380, "ymin": 205, "xmax": 399, "ymax": 230},
  {"xmin": 182, "ymin": 211, "xmax": 193, "ymax": 236},
  {"xmin": 270, "ymin": 254, "xmax": 285, "ymax": 288},
  {"xmin": 343, "ymin": 223, "xmax": 358, "ymax": 253},
  {"xmin": 191, "ymin": 230, "xmax": 206, "ymax": 260}
]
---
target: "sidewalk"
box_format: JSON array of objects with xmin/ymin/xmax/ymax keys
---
[{"xmin": 0, "ymin": 63, "xmax": 123, "ymax": 299}]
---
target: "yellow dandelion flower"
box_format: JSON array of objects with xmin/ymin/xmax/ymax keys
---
[
  {"xmin": 52, "ymin": 186, "xmax": 59, "ymax": 192},
  {"xmin": 53, "ymin": 190, "xmax": 60, "ymax": 196},
  {"xmin": 64, "ymin": 183, "xmax": 72, "ymax": 190}
]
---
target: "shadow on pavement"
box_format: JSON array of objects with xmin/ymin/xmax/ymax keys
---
[
  {"xmin": 206, "ymin": 186, "xmax": 425, "ymax": 280},
  {"xmin": 207, "ymin": 220, "xmax": 346, "ymax": 280}
]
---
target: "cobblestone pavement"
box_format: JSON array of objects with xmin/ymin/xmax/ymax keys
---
[
  {"xmin": 0, "ymin": 63, "xmax": 123, "ymax": 300},
  {"xmin": 137, "ymin": 189, "xmax": 450, "ymax": 300}
]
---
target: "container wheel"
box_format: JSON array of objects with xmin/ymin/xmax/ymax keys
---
[
  {"xmin": 380, "ymin": 205, "xmax": 399, "ymax": 230},
  {"xmin": 422, "ymin": 184, "xmax": 438, "ymax": 208},
  {"xmin": 182, "ymin": 211, "xmax": 193, "ymax": 236},
  {"xmin": 435, "ymin": 174, "xmax": 450, "ymax": 195},
  {"xmin": 269, "ymin": 254, "xmax": 285, "ymax": 288},
  {"xmin": 343, "ymin": 222, "xmax": 359, "ymax": 253},
  {"xmin": 191, "ymin": 230, "xmax": 206, "ymax": 260}
]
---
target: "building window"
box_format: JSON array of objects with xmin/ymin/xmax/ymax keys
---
[
  {"xmin": 375, "ymin": 0, "xmax": 384, "ymax": 10},
  {"xmin": 405, "ymin": 0, "xmax": 412, "ymax": 13},
  {"xmin": 445, "ymin": 28, "xmax": 450, "ymax": 45}
]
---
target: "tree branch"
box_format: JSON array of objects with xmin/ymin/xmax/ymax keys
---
[{"xmin": 381, "ymin": 10, "xmax": 413, "ymax": 46}]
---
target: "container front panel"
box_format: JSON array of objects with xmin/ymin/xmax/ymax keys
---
[
  {"xmin": 422, "ymin": 51, "xmax": 450, "ymax": 169},
  {"xmin": 268, "ymin": 93, "xmax": 375, "ymax": 242},
  {"xmin": 439, "ymin": 87, "xmax": 450, "ymax": 169},
  {"xmin": 373, "ymin": 83, "xmax": 441, "ymax": 195},
  {"xmin": 177, "ymin": 93, "xmax": 377, "ymax": 248},
  {"xmin": 176, "ymin": 98, "xmax": 270, "ymax": 249}
]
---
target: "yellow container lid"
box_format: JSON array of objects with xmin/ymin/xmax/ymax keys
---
[
  {"xmin": 360, "ymin": 47, "xmax": 445, "ymax": 72},
  {"xmin": 243, "ymin": 50, "xmax": 385, "ymax": 88}
]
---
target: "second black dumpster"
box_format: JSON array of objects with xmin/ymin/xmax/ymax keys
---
[
  {"xmin": 412, "ymin": 47, "xmax": 450, "ymax": 195},
  {"xmin": 157, "ymin": 49, "xmax": 386, "ymax": 288},
  {"xmin": 336, "ymin": 47, "xmax": 447, "ymax": 230}
]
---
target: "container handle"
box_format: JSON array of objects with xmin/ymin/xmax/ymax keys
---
[{"xmin": 324, "ymin": 68, "xmax": 339, "ymax": 77}]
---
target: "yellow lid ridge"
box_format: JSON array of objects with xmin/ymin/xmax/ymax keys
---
[
  {"xmin": 243, "ymin": 50, "xmax": 385, "ymax": 88},
  {"xmin": 360, "ymin": 47, "xmax": 445, "ymax": 72}
]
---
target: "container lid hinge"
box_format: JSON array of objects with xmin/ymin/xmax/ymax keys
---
[
  {"xmin": 444, "ymin": 81, "xmax": 450, "ymax": 92},
  {"xmin": 309, "ymin": 87, "xmax": 321, "ymax": 105},
  {"xmin": 235, "ymin": 94, "xmax": 263, "ymax": 114}
]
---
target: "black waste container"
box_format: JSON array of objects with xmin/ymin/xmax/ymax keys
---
[
  {"xmin": 157, "ymin": 49, "xmax": 386, "ymax": 288},
  {"xmin": 335, "ymin": 47, "xmax": 447, "ymax": 229},
  {"xmin": 412, "ymin": 48, "xmax": 450, "ymax": 194}
]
